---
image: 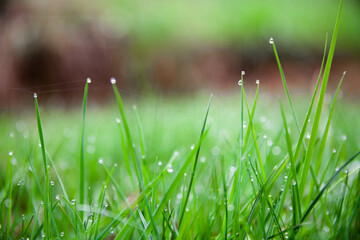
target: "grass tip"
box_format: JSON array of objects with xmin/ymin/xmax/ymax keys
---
[
  {"xmin": 33, "ymin": 93, "xmax": 37, "ymax": 98},
  {"xmin": 87, "ymin": 78, "xmax": 92, "ymax": 84},
  {"xmin": 241, "ymin": 70, "xmax": 246, "ymax": 76},
  {"xmin": 256, "ymin": 79, "xmax": 260, "ymax": 84},
  {"xmin": 110, "ymin": 77, "xmax": 117, "ymax": 85}
]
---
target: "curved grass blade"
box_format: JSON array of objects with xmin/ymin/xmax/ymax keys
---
[
  {"xmin": 80, "ymin": 78, "xmax": 90, "ymax": 218},
  {"xmin": 178, "ymin": 94, "xmax": 212, "ymax": 229}
]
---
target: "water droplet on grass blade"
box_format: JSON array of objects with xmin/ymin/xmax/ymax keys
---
[
  {"xmin": 335, "ymin": 167, "xmax": 339, "ymax": 172},
  {"xmin": 238, "ymin": 80, "xmax": 243, "ymax": 86},
  {"xmin": 98, "ymin": 158, "xmax": 103, "ymax": 164},
  {"xmin": 341, "ymin": 135, "xmax": 347, "ymax": 141},
  {"xmin": 256, "ymin": 79, "xmax": 260, "ymax": 84},
  {"xmin": 87, "ymin": 78, "xmax": 92, "ymax": 84},
  {"xmin": 241, "ymin": 70, "xmax": 245, "ymax": 76},
  {"xmin": 228, "ymin": 204, "xmax": 235, "ymax": 211},
  {"xmin": 71, "ymin": 199, "xmax": 76, "ymax": 205},
  {"xmin": 33, "ymin": 93, "xmax": 37, "ymax": 98},
  {"xmin": 200, "ymin": 157, "xmax": 206, "ymax": 163},
  {"xmin": 110, "ymin": 77, "xmax": 117, "ymax": 84},
  {"xmin": 190, "ymin": 144, "xmax": 195, "ymax": 150},
  {"xmin": 50, "ymin": 181, "xmax": 55, "ymax": 186},
  {"xmin": 115, "ymin": 118, "xmax": 121, "ymax": 124},
  {"xmin": 167, "ymin": 168, "xmax": 174, "ymax": 173},
  {"xmin": 158, "ymin": 161, "xmax": 162, "ymax": 166},
  {"xmin": 56, "ymin": 195, "xmax": 60, "ymax": 201},
  {"xmin": 269, "ymin": 37, "xmax": 274, "ymax": 44}
]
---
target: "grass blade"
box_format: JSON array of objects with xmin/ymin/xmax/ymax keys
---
[
  {"xmin": 299, "ymin": 0, "xmax": 343, "ymax": 197},
  {"xmin": 80, "ymin": 78, "xmax": 91, "ymax": 218},
  {"xmin": 178, "ymin": 94, "xmax": 212, "ymax": 229}
]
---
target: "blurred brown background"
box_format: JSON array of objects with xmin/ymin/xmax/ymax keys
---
[{"xmin": 1, "ymin": 0, "xmax": 359, "ymax": 108}]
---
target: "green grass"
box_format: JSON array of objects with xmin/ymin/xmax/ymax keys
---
[{"xmin": 1, "ymin": 0, "xmax": 360, "ymax": 238}]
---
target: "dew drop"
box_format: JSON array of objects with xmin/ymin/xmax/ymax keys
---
[
  {"xmin": 60, "ymin": 232, "xmax": 64, "ymax": 237},
  {"xmin": 306, "ymin": 132, "xmax": 311, "ymax": 139},
  {"xmin": 158, "ymin": 161, "xmax": 162, "ymax": 166},
  {"xmin": 230, "ymin": 166, "xmax": 237, "ymax": 173},
  {"xmin": 115, "ymin": 118, "xmax": 121, "ymax": 124},
  {"xmin": 238, "ymin": 80, "xmax": 243, "ymax": 86},
  {"xmin": 332, "ymin": 149, "xmax": 337, "ymax": 153},
  {"xmin": 114, "ymin": 163, "xmax": 118, "ymax": 167},
  {"xmin": 8, "ymin": 151, "xmax": 13, "ymax": 156},
  {"xmin": 22, "ymin": 214, "xmax": 25, "ymax": 220},
  {"xmin": 9, "ymin": 132, "xmax": 15, "ymax": 138},
  {"xmin": 292, "ymin": 180, "xmax": 297, "ymax": 186},
  {"xmin": 341, "ymin": 135, "xmax": 347, "ymax": 141},
  {"xmin": 272, "ymin": 146, "xmax": 281, "ymax": 156},
  {"xmin": 33, "ymin": 93, "xmax": 37, "ymax": 99},
  {"xmin": 200, "ymin": 157, "xmax": 206, "ymax": 163},
  {"xmin": 335, "ymin": 167, "xmax": 339, "ymax": 172},
  {"xmin": 184, "ymin": 173, "xmax": 187, "ymax": 176},
  {"xmin": 344, "ymin": 169, "xmax": 349, "ymax": 174},
  {"xmin": 104, "ymin": 202, "xmax": 108, "ymax": 208},
  {"xmin": 87, "ymin": 78, "xmax": 92, "ymax": 84},
  {"xmin": 256, "ymin": 79, "xmax": 260, "ymax": 85},
  {"xmin": 98, "ymin": 158, "xmax": 104, "ymax": 164},
  {"xmin": 40, "ymin": 201, "xmax": 44, "ymax": 205},
  {"xmin": 167, "ymin": 168, "xmax": 174, "ymax": 173},
  {"xmin": 228, "ymin": 204, "xmax": 235, "ymax": 211},
  {"xmin": 50, "ymin": 181, "xmax": 55, "ymax": 186},
  {"xmin": 71, "ymin": 199, "xmax": 76, "ymax": 205},
  {"xmin": 190, "ymin": 144, "xmax": 195, "ymax": 150},
  {"xmin": 4, "ymin": 199, "xmax": 12, "ymax": 208},
  {"xmin": 241, "ymin": 70, "xmax": 245, "ymax": 76},
  {"xmin": 243, "ymin": 123, "xmax": 247, "ymax": 129},
  {"xmin": 343, "ymin": 71, "xmax": 347, "ymax": 75},
  {"xmin": 56, "ymin": 195, "xmax": 60, "ymax": 201},
  {"xmin": 269, "ymin": 37, "xmax": 274, "ymax": 44},
  {"xmin": 110, "ymin": 77, "xmax": 117, "ymax": 85}
]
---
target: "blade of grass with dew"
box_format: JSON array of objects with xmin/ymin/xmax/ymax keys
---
[
  {"xmin": 279, "ymin": 99, "xmax": 302, "ymax": 223},
  {"xmin": 80, "ymin": 78, "xmax": 90, "ymax": 219},
  {"xmin": 271, "ymin": 38, "xmax": 302, "ymax": 135},
  {"xmin": 4, "ymin": 150, "xmax": 13, "ymax": 237},
  {"xmin": 293, "ymin": 151, "xmax": 360, "ymax": 237},
  {"xmin": 111, "ymin": 78, "xmax": 144, "ymax": 192},
  {"xmin": 178, "ymin": 94, "xmax": 212, "ymax": 229},
  {"xmin": 299, "ymin": 0, "xmax": 343, "ymax": 197},
  {"xmin": 25, "ymin": 141, "xmax": 61, "ymax": 238},
  {"xmin": 34, "ymin": 95, "xmax": 62, "ymax": 238}
]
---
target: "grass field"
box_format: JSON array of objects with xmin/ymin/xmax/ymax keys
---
[{"xmin": 1, "ymin": 0, "xmax": 360, "ymax": 239}]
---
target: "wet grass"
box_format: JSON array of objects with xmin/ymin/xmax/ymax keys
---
[{"xmin": 1, "ymin": 0, "xmax": 360, "ymax": 238}]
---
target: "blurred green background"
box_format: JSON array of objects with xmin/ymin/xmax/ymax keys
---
[{"xmin": 0, "ymin": 0, "xmax": 359, "ymax": 107}]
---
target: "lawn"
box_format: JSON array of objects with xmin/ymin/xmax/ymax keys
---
[{"xmin": 1, "ymin": 0, "xmax": 360, "ymax": 239}]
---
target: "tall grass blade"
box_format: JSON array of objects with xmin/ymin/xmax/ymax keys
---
[
  {"xmin": 178, "ymin": 94, "xmax": 212, "ymax": 229},
  {"xmin": 299, "ymin": 0, "xmax": 343, "ymax": 197},
  {"xmin": 80, "ymin": 78, "xmax": 90, "ymax": 218}
]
